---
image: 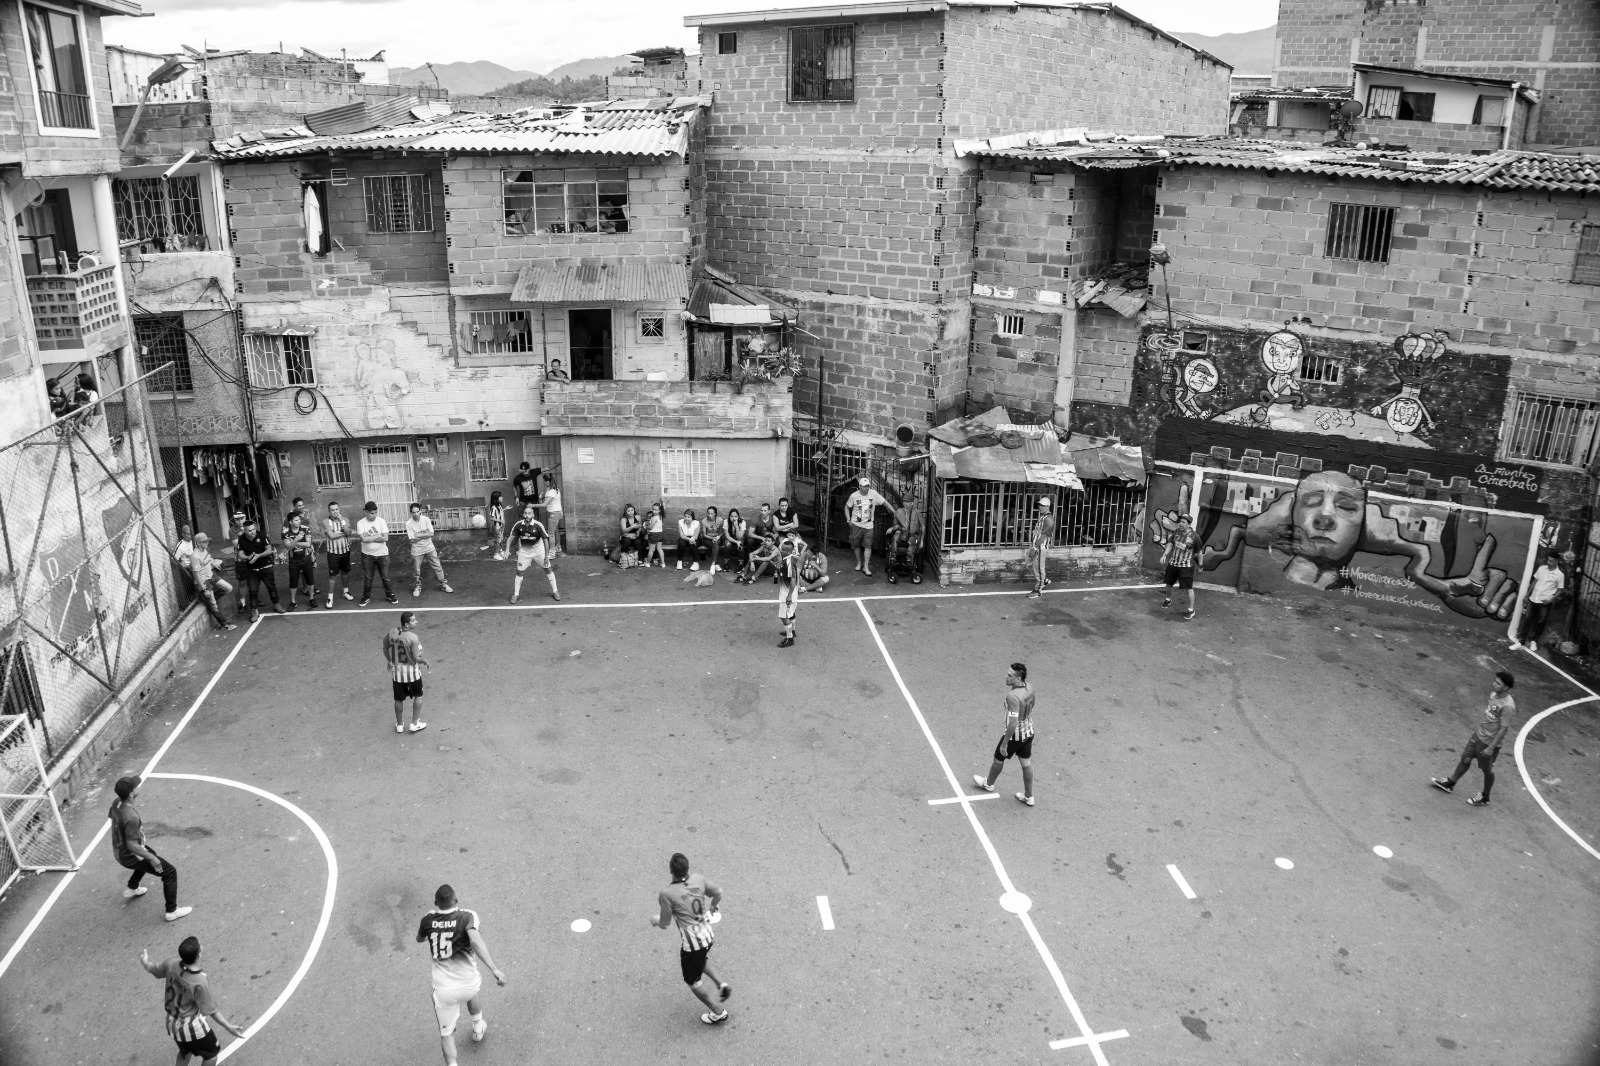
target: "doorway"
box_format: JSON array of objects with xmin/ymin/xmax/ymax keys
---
[
  {"xmin": 361, "ymin": 444, "xmax": 416, "ymax": 526},
  {"xmin": 568, "ymin": 308, "xmax": 613, "ymax": 380},
  {"xmin": 15, "ymin": 189, "xmax": 79, "ymax": 275}
]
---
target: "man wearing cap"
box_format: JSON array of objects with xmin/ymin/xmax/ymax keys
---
[
  {"xmin": 109, "ymin": 775, "xmax": 192, "ymax": 922},
  {"xmin": 186, "ymin": 533, "xmax": 237, "ymax": 632},
  {"xmin": 235, "ymin": 516, "xmax": 284, "ymax": 624},
  {"xmin": 1161, "ymin": 513, "xmax": 1203, "ymax": 620},
  {"xmin": 1025, "ymin": 497, "xmax": 1055, "ymax": 599},
  {"xmin": 845, "ymin": 475, "xmax": 889, "ymax": 578},
  {"xmin": 357, "ymin": 501, "xmax": 398, "ymax": 607}
]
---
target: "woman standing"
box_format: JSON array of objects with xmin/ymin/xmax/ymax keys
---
[
  {"xmin": 676, "ymin": 509, "xmax": 702, "ymax": 570},
  {"xmin": 699, "ymin": 505, "xmax": 726, "ymax": 574},
  {"xmin": 483, "ymin": 491, "xmax": 506, "ymax": 554},
  {"xmin": 618, "ymin": 504, "xmax": 643, "ymax": 568}
]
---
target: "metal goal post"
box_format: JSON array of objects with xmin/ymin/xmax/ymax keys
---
[{"xmin": 0, "ymin": 714, "xmax": 80, "ymax": 895}]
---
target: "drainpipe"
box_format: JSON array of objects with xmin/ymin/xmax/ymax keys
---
[{"xmin": 1503, "ymin": 83, "xmax": 1521, "ymax": 151}]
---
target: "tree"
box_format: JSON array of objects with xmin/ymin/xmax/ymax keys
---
[{"xmin": 490, "ymin": 74, "xmax": 608, "ymax": 103}]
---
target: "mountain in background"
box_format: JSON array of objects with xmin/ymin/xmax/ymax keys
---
[
  {"xmin": 1174, "ymin": 25, "xmax": 1276, "ymax": 76},
  {"xmin": 543, "ymin": 55, "xmax": 636, "ymax": 81},
  {"xmin": 391, "ymin": 60, "xmax": 541, "ymax": 96}
]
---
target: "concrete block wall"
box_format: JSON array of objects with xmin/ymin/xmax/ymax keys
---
[
  {"xmin": 541, "ymin": 379, "xmax": 792, "ymax": 437},
  {"xmin": 0, "ymin": 3, "xmax": 122, "ymax": 178},
  {"xmin": 456, "ymin": 296, "xmax": 687, "ymax": 379},
  {"xmin": 974, "ymin": 169, "xmax": 1076, "ymax": 292},
  {"xmin": 144, "ymin": 308, "xmax": 252, "ymax": 447},
  {"xmin": 321, "ymin": 155, "xmax": 448, "ymax": 287},
  {"xmin": 964, "ymin": 305, "xmax": 1060, "ymax": 420},
  {"xmin": 939, "ymin": 543, "xmax": 1141, "ymax": 586},
  {"xmin": 1074, "ymin": 310, "xmax": 1140, "ymax": 407},
  {"xmin": 1353, "ymin": 117, "xmax": 1507, "ymax": 153}
]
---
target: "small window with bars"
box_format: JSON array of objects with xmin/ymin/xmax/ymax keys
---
[
  {"xmin": 1365, "ymin": 85, "xmax": 1401, "ymax": 120},
  {"xmin": 467, "ymin": 438, "xmax": 508, "ymax": 482},
  {"xmin": 789, "ymin": 427, "xmax": 867, "ymax": 484},
  {"xmin": 660, "ymin": 448, "xmax": 715, "ymax": 496},
  {"xmin": 245, "ymin": 334, "xmax": 317, "ymax": 388},
  {"xmin": 133, "ymin": 314, "xmax": 194, "ymax": 393},
  {"xmin": 1501, "ymin": 391, "xmax": 1600, "ymax": 468},
  {"xmin": 1324, "ymin": 203, "xmax": 1396, "ymax": 263},
  {"xmin": 1573, "ymin": 224, "xmax": 1600, "ymax": 286},
  {"xmin": 790, "ymin": 25, "xmax": 854, "ymax": 102},
  {"xmin": 312, "ymin": 441, "xmax": 352, "ymax": 487},
  {"xmin": 503, "ymin": 168, "xmax": 630, "ymax": 235},
  {"xmin": 997, "ymin": 313, "xmax": 1026, "ymax": 338},
  {"xmin": 638, "ymin": 311, "xmax": 666, "ymax": 342},
  {"xmin": 718, "ymin": 31, "xmax": 738, "ymax": 54},
  {"xmin": 113, "ymin": 175, "xmax": 207, "ymax": 253},
  {"xmin": 364, "ymin": 174, "xmax": 433, "ymax": 233},
  {"xmin": 469, "ymin": 310, "xmax": 534, "ymax": 353},
  {"xmin": 1298, "ymin": 352, "xmax": 1343, "ymax": 384}
]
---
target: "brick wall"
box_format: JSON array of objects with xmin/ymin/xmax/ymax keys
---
[
  {"xmin": 321, "ymin": 155, "xmax": 448, "ymax": 286},
  {"xmin": 541, "ymin": 379, "xmax": 791, "ymax": 436},
  {"xmin": 965, "ymin": 304, "xmax": 1060, "ymax": 420},
  {"xmin": 1, "ymin": 4, "xmax": 122, "ymax": 177},
  {"xmin": 1074, "ymin": 311, "xmax": 1140, "ymax": 407},
  {"xmin": 456, "ymin": 296, "xmax": 687, "ymax": 379},
  {"xmin": 144, "ymin": 308, "xmax": 252, "ymax": 447},
  {"xmin": 1352, "ymin": 117, "xmax": 1507, "ymax": 153}
]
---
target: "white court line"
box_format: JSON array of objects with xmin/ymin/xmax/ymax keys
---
[
  {"xmin": 928, "ymin": 793, "xmax": 1000, "ymax": 805},
  {"xmin": 1052, "ymin": 1031, "xmax": 1131, "ymax": 1051},
  {"xmin": 1514, "ymin": 693, "xmax": 1600, "ymax": 864},
  {"xmin": 0, "ymin": 618, "xmax": 263, "ymax": 982},
  {"xmin": 148, "ymin": 773, "xmax": 338, "ymax": 1061},
  {"xmin": 1165, "ymin": 864, "xmax": 1197, "ymax": 900},
  {"xmin": 855, "ymin": 599, "xmax": 1121, "ymax": 1063},
  {"xmin": 816, "ymin": 895, "xmax": 835, "ymax": 930}
]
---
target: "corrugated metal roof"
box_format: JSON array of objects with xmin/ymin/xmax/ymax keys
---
[
  {"xmin": 212, "ymin": 98, "xmax": 706, "ymax": 160},
  {"xmin": 1232, "ymin": 86, "xmax": 1353, "ymax": 103},
  {"xmin": 1353, "ymin": 63, "xmax": 1532, "ymax": 93},
  {"xmin": 510, "ymin": 258, "xmax": 689, "ymax": 304},
  {"xmin": 687, "ymin": 268, "xmax": 798, "ymax": 323}
]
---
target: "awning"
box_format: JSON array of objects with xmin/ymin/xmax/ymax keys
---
[
  {"xmin": 687, "ymin": 265, "xmax": 798, "ymax": 324},
  {"xmin": 928, "ymin": 406, "xmax": 1146, "ymax": 486},
  {"xmin": 510, "ymin": 258, "xmax": 688, "ymax": 304}
]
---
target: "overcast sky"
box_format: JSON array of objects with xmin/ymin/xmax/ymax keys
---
[{"xmin": 105, "ymin": 0, "xmax": 1275, "ymax": 73}]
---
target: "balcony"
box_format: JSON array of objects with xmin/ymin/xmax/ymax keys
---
[
  {"xmin": 38, "ymin": 90, "xmax": 93, "ymax": 130},
  {"xmin": 27, "ymin": 265, "xmax": 124, "ymax": 352}
]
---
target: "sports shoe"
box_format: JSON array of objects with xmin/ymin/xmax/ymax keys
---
[
  {"xmin": 219, "ymin": 623, "xmax": 238, "ymax": 632},
  {"xmin": 408, "ymin": 721, "xmax": 428, "ymax": 733},
  {"xmin": 164, "ymin": 906, "xmax": 193, "ymax": 922},
  {"xmin": 471, "ymin": 1017, "xmax": 487, "ymax": 1042},
  {"xmin": 711, "ymin": 565, "xmax": 719, "ymax": 573},
  {"xmin": 778, "ymin": 637, "xmax": 795, "ymax": 648},
  {"xmin": 480, "ymin": 544, "xmax": 492, "ymax": 551},
  {"xmin": 972, "ymin": 775, "xmax": 995, "ymax": 793},
  {"xmin": 691, "ymin": 562, "xmax": 700, "ymax": 571},
  {"xmin": 286, "ymin": 601, "xmax": 297, "ymax": 612},
  {"xmin": 551, "ymin": 591, "xmax": 561, "ymax": 602},
  {"xmin": 358, "ymin": 598, "xmax": 370, "ymax": 607},
  {"xmin": 719, "ymin": 983, "xmax": 733, "ymax": 1002},
  {"xmin": 1161, "ymin": 597, "xmax": 1171, "ymax": 609},
  {"xmin": 412, "ymin": 586, "xmax": 421, "ymax": 598},
  {"xmin": 701, "ymin": 1010, "xmax": 729, "ymax": 1025},
  {"xmin": 395, "ymin": 723, "xmax": 405, "ymax": 734},
  {"xmin": 1467, "ymin": 795, "xmax": 1489, "ymax": 806},
  {"xmin": 273, "ymin": 604, "xmax": 286, "ymax": 614},
  {"xmin": 248, "ymin": 610, "xmax": 260, "ymax": 623},
  {"xmin": 342, "ymin": 590, "xmax": 354, "ymax": 601},
  {"xmin": 442, "ymin": 585, "xmax": 453, "ymax": 594},
  {"xmin": 1430, "ymin": 777, "xmax": 1454, "ymax": 793},
  {"xmin": 1183, "ymin": 609, "xmax": 1196, "ymax": 620},
  {"xmin": 1015, "ymin": 792, "xmax": 1035, "ymax": 807},
  {"xmin": 325, "ymin": 595, "xmax": 333, "ymax": 609},
  {"xmin": 509, "ymin": 595, "xmax": 519, "ymax": 604},
  {"xmin": 386, "ymin": 595, "xmax": 399, "ymax": 604},
  {"xmin": 676, "ymin": 561, "xmax": 683, "ymax": 570},
  {"xmin": 123, "ymin": 886, "xmax": 148, "ymax": 899},
  {"xmin": 1026, "ymin": 590, "xmax": 1040, "ymax": 599}
]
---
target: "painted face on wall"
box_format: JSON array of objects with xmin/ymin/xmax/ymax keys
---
[
  {"xmin": 1261, "ymin": 333, "xmax": 1303, "ymax": 375},
  {"xmin": 1291, "ymin": 470, "xmax": 1365, "ymax": 562}
]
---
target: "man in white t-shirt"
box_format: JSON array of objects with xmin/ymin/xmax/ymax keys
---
[
  {"xmin": 845, "ymin": 476, "xmax": 888, "ymax": 578},
  {"xmin": 1513, "ymin": 551, "xmax": 1566, "ymax": 653},
  {"xmin": 405, "ymin": 503, "xmax": 453, "ymax": 599},
  {"xmin": 356, "ymin": 501, "xmax": 398, "ymax": 607}
]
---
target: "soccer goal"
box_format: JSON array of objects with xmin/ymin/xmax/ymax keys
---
[{"xmin": 0, "ymin": 714, "xmax": 79, "ymax": 896}]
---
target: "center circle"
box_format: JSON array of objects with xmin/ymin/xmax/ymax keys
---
[
  {"xmin": 999, "ymin": 890, "xmax": 1032, "ymax": 914},
  {"xmin": 570, "ymin": 919, "xmax": 591, "ymax": 933}
]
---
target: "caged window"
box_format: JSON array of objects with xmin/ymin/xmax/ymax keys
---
[
  {"xmin": 245, "ymin": 334, "xmax": 317, "ymax": 388},
  {"xmin": 638, "ymin": 312, "xmax": 666, "ymax": 341},
  {"xmin": 469, "ymin": 310, "xmax": 534, "ymax": 353},
  {"xmin": 1573, "ymin": 224, "xmax": 1600, "ymax": 286},
  {"xmin": 364, "ymin": 174, "xmax": 433, "ymax": 233},
  {"xmin": 503, "ymin": 169, "xmax": 630, "ymax": 235},
  {"xmin": 1298, "ymin": 352, "xmax": 1343, "ymax": 385},
  {"xmin": 790, "ymin": 25, "xmax": 854, "ymax": 102},
  {"xmin": 133, "ymin": 315, "xmax": 194, "ymax": 393},
  {"xmin": 114, "ymin": 176, "xmax": 207, "ymax": 252},
  {"xmin": 1501, "ymin": 392, "xmax": 1600, "ymax": 468},
  {"xmin": 312, "ymin": 441, "xmax": 353, "ymax": 487},
  {"xmin": 467, "ymin": 439, "xmax": 508, "ymax": 482},
  {"xmin": 1324, "ymin": 203, "xmax": 1396, "ymax": 263},
  {"xmin": 660, "ymin": 448, "xmax": 715, "ymax": 497}
]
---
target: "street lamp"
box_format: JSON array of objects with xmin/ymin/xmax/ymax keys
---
[
  {"xmin": 1149, "ymin": 240, "xmax": 1175, "ymax": 334},
  {"xmin": 119, "ymin": 56, "xmax": 197, "ymax": 152}
]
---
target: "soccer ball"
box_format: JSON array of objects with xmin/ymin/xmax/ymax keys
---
[{"xmin": 471, "ymin": 513, "xmax": 487, "ymax": 529}]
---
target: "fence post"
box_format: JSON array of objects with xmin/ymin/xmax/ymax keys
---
[
  {"xmin": 1506, "ymin": 514, "xmax": 1544, "ymax": 646},
  {"xmin": 66, "ymin": 424, "xmax": 116, "ymax": 688}
]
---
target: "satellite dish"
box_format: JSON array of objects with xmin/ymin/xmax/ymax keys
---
[{"xmin": 1337, "ymin": 100, "xmax": 1364, "ymax": 118}]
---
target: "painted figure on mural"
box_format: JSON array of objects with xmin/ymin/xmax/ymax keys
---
[
  {"xmin": 1199, "ymin": 469, "xmax": 1520, "ymax": 620},
  {"xmin": 355, "ymin": 340, "xmax": 412, "ymax": 430},
  {"xmin": 1369, "ymin": 331, "xmax": 1448, "ymax": 437},
  {"xmin": 1248, "ymin": 328, "xmax": 1308, "ymax": 425},
  {"xmin": 1146, "ymin": 332, "xmax": 1220, "ymax": 419}
]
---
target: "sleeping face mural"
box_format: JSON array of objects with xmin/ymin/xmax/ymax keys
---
[{"xmin": 1290, "ymin": 470, "xmax": 1364, "ymax": 566}]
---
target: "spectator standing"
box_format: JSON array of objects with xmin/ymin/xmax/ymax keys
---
[
  {"xmin": 234, "ymin": 517, "xmax": 283, "ymax": 623},
  {"xmin": 174, "ymin": 525, "xmax": 195, "ymax": 597},
  {"xmin": 281, "ymin": 512, "xmax": 318, "ymax": 611},
  {"xmin": 1025, "ymin": 497, "xmax": 1055, "ymax": 599},
  {"xmin": 417, "ymin": 884, "xmax": 506, "ymax": 1065},
  {"xmin": 384, "ymin": 610, "xmax": 429, "ymax": 734},
  {"xmin": 544, "ymin": 358, "xmax": 570, "ymax": 382},
  {"xmin": 972, "ymin": 662, "xmax": 1038, "ymax": 806},
  {"xmin": 650, "ymin": 853, "xmax": 732, "ymax": 1025},
  {"xmin": 357, "ymin": 502, "xmax": 398, "ymax": 607},
  {"xmin": 1513, "ymin": 552, "xmax": 1566, "ymax": 653},
  {"xmin": 405, "ymin": 503, "xmax": 453, "ymax": 599},
  {"xmin": 512, "ymin": 463, "xmax": 539, "ymax": 511},
  {"xmin": 845, "ymin": 477, "xmax": 889, "ymax": 577},
  {"xmin": 323, "ymin": 502, "xmax": 356, "ymax": 608},
  {"xmin": 540, "ymin": 475, "xmax": 565, "ymax": 558},
  {"xmin": 676, "ymin": 509, "xmax": 702, "ymax": 570},
  {"xmin": 225, "ymin": 512, "xmax": 251, "ymax": 616},
  {"xmin": 618, "ymin": 504, "xmax": 643, "ymax": 568},
  {"xmin": 186, "ymin": 534, "xmax": 236, "ymax": 632},
  {"xmin": 644, "ymin": 503, "xmax": 667, "ymax": 568},
  {"xmin": 482, "ymin": 491, "xmax": 506, "ymax": 553},
  {"xmin": 109, "ymin": 775, "xmax": 191, "ymax": 922},
  {"xmin": 138, "ymin": 937, "xmax": 246, "ymax": 1065},
  {"xmin": 1432, "ymin": 670, "xmax": 1515, "ymax": 807}
]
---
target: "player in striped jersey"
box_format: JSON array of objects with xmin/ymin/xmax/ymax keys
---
[
  {"xmin": 650, "ymin": 852, "xmax": 732, "ymax": 1024},
  {"xmin": 384, "ymin": 611, "xmax": 429, "ymax": 734},
  {"xmin": 972, "ymin": 662, "xmax": 1038, "ymax": 806},
  {"xmin": 416, "ymin": 884, "xmax": 506, "ymax": 1065},
  {"xmin": 503, "ymin": 504, "xmax": 560, "ymax": 603},
  {"xmin": 139, "ymin": 935, "xmax": 246, "ymax": 1065},
  {"xmin": 323, "ymin": 502, "xmax": 356, "ymax": 608},
  {"xmin": 775, "ymin": 535, "xmax": 801, "ymax": 648}
]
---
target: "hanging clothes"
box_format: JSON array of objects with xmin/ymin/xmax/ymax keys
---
[{"xmin": 303, "ymin": 185, "xmax": 326, "ymax": 256}]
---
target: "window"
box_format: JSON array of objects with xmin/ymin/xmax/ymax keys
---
[
  {"xmin": 468, "ymin": 310, "xmax": 534, "ymax": 353},
  {"xmin": 364, "ymin": 174, "xmax": 433, "ymax": 233},
  {"xmin": 245, "ymin": 334, "xmax": 316, "ymax": 388},
  {"xmin": 23, "ymin": 4, "xmax": 91, "ymax": 130},
  {"xmin": 1324, "ymin": 203, "xmax": 1396, "ymax": 263},
  {"xmin": 1472, "ymin": 95, "xmax": 1507, "ymax": 126},
  {"xmin": 790, "ymin": 25, "xmax": 854, "ymax": 102},
  {"xmin": 660, "ymin": 448, "xmax": 715, "ymax": 496},
  {"xmin": 1502, "ymin": 392, "xmax": 1600, "ymax": 468},
  {"xmin": 638, "ymin": 312, "xmax": 666, "ymax": 342},
  {"xmin": 1397, "ymin": 91, "xmax": 1435, "ymax": 122},
  {"xmin": 718, "ymin": 31, "xmax": 738, "ymax": 54},
  {"xmin": 312, "ymin": 441, "xmax": 353, "ymax": 487},
  {"xmin": 133, "ymin": 315, "xmax": 194, "ymax": 393},
  {"xmin": 1298, "ymin": 352, "xmax": 1343, "ymax": 384},
  {"xmin": 997, "ymin": 313, "xmax": 1026, "ymax": 337},
  {"xmin": 1365, "ymin": 85, "xmax": 1401, "ymax": 119},
  {"xmin": 467, "ymin": 438, "xmax": 508, "ymax": 482},
  {"xmin": 1572, "ymin": 224, "xmax": 1600, "ymax": 286},
  {"xmin": 503, "ymin": 169, "xmax": 630, "ymax": 235},
  {"xmin": 113, "ymin": 177, "xmax": 207, "ymax": 253}
]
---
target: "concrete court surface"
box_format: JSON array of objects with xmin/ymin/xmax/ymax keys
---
[{"xmin": 0, "ymin": 559, "xmax": 1597, "ymax": 1066}]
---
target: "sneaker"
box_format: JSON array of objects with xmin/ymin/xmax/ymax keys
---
[
  {"xmin": 164, "ymin": 906, "xmax": 193, "ymax": 922},
  {"xmin": 395, "ymin": 723, "xmax": 405, "ymax": 734},
  {"xmin": 509, "ymin": 595, "xmax": 518, "ymax": 604},
  {"xmin": 249, "ymin": 610, "xmax": 261, "ymax": 623},
  {"xmin": 1026, "ymin": 590, "xmax": 1040, "ymax": 599},
  {"xmin": 273, "ymin": 604, "xmax": 286, "ymax": 614},
  {"xmin": 778, "ymin": 637, "xmax": 795, "ymax": 648},
  {"xmin": 1430, "ymin": 777, "xmax": 1454, "ymax": 794},
  {"xmin": 1467, "ymin": 795, "xmax": 1489, "ymax": 806},
  {"xmin": 325, "ymin": 595, "xmax": 333, "ymax": 609},
  {"xmin": 408, "ymin": 721, "xmax": 428, "ymax": 733},
  {"xmin": 691, "ymin": 562, "xmax": 700, "ymax": 571},
  {"xmin": 286, "ymin": 601, "xmax": 297, "ymax": 612},
  {"xmin": 972, "ymin": 775, "xmax": 995, "ymax": 793},
  {"xmin": 719, "ymin": 983, "xmax": 733, "ymax": 1003},
  {"xmin": 442, "ymin": 585, "xmax": 453, "ymax": 594},
  {"xmin": 386, "ymin": 595, "xmax": 399, "ymax": 604},
  {"xmin": 412, "ymin": 586, "xmax": 421, "ymax": 598},
  {"xmin": 551, "ymin": 591, "xmax": 561, "ymax": 602},
  {"xmin": 701, "ymin": 1010, "xmax": 729, "ymax": 1026},
  {"xmin": 471, "ymin": 1018, "xmax": 487, "ymax": 1042},
  {"xmin": 1183, "ymin": 609, "xmax": 1196, "ymax": 620},
  {"xmin": 1015, "ymin": 792, "xmax": 1035, "ymax": 807},
  {"xmin": 676, "ymin": 561, "xmax": 683, "ymax": 570},
  {"xmin": 343, "ymin": 590, "xmax": 354, "ymax": 601},
  {"xmin": 1161, "ymin": 597, "xmax": 1171, "ymax": 609},
  {"xmin": 480, "ymin": 545, "xmax": 492, "ymax": 551},
  {"xmin": 219, "ymin": 623, "xmax": 238, "ymax": 632},
  {"xmin": 711, "ymin": 565, "xmax": 719, "ymax": 574},
  {"xmin": 123, "ymin": 886, "xmax": 148, "ymax": 899},
  {"xmin": 358, "ymin": 598, "xmax": 370, "ymax": 607}
]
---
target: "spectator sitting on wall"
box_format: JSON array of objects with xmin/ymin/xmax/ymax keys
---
[
  {"xmin": 722, "ymin": 508, "xmax": 748, "ymax": 574},
  {"xmin": 677, "ymin": 509, "xmax": 702, "ymax": 571},
  {"xmin": 772, "ymin": 498, "xmax": 800, "ymax": 539},
  {"xmin": 617, "ymin": 504, "xmax": 642, "ymax": 568},
  {"xmin": 699, "ymin": 506, "xmax": 726, "ymax": 574},
  {"xmin": 545, "ymin": 359, "xmax": 570, "ymax": 383},
  {"xmin": 736, "ymin": 533, "xmax": 779, "ymax": 586}
]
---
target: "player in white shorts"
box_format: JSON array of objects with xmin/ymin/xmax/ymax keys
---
[
  {"xmin": 503, "ymin": 504, "xmax": 560, "ymax": 603},
  {"xmin": 776, "ymin": 535, "xmax": 801, "ymax": 648},
  {"xmin": 416, "ymin": 884, "xmax": 506, "ymax": 1066}
]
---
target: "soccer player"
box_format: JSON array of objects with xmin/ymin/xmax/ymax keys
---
[
  {"xmin": 384, "ymin": 611, "xmax": 429, "ymax": 734},
  {"xmin": 281, "ymin": 512, "xmax": 318, "ymax": 610},
  {"xmin": 357, "ymin": 501, "xmax": 398, "ymax": 606},
  {"xmin": 649, "ymin": 852, "xmax": 732, "ymax": 1025},
  {"xmin": 186, "ymin": 534, "xmax": 236, "ymax": 632},
  {"xmin": 845, "ymin": 476, "xmax": 889, "ymax": 577},
  {"xmin": 776, "ymin": 535, "xmax": 801, "ymax": 648},
  {"xmin": 1025, "ymin": 497, "xmax": 1055, "ymax": 599},
  {"xmin": 1432, "ymin": 670, "xmax": 1515, "ymax": 807},
  {"xmin": 110, "ymin": 775, "xmax": 192, "ymax": 921},
  {"xmin": 405, "ymin": 502, "xmax": 454, "ymax": 598},
  {"xmin": 1160, "ymin": 513, "xmax": 1202, "ymax": 620},
  {"xmin": 417, "ymin": 884, "xmax": 507, "ymax": 1066},
  {"xmin": 139, "ymin": 936, "xmax": 246, "ymax": 1066},
  {"xmin": 504, "ymin": 504, "xmax": 560, "ymax": 603},
  {"xmin": 234, "ymin": 516, "xmax": 284, "ymax": 623},
  {"xmin": 323, "ymin": 502, "xmax": 356, "ymax": 608},
  {"xmin": 972, "ymin": 662, "xmax": 1038, "ymax": 806}
]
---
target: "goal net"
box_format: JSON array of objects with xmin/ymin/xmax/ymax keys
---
[{"xmin": 0, "ymin": 714, "xmax": 79, "ymax": 895}]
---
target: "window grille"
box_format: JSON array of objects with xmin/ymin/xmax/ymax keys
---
[
  {"xmin": 312, "ymin": 441, "xmax": 353, "ymax": 487},
  {"xmin": 1573, "ymin": 224, "xmax": 1600, "ymax": 286},
  {"xmin": 638, "ymin": 312, "xmax": 665, "ymax": 341},
  {"xmin": 1501, "ymin": 392, "xmax": 1600, "ymax": 468},
  {"xmin": 467, "ymin": 438, "xmax": 508, "ymax": 482},
  {"xmin": 503, "ymin": 169, "xmax": 630, "ymax": 235},
  {"xmin": 789, "ymin": 424, "xmax": 867, "ymax": 483},
  {"xmin": 364, "ymin": 174, "xmax": 433, "ymax": 233},
  {"xmin": 133, "ymin": 314, "xmax": 194, "ymax": 392},
  {"xmin": 1298, "ymin": 352, "xmax": 1343, "ymax": 384},
  {"xmin": 469, "ymin": 310, "xmax": 534, "ymax": 353},
  {"xmin": 941, "ymin": 480, "xmax": 1145, "ymax": 548},
  {"xmin": 790, "ymin": 25, "xmax": 854, "ymax": 102},
  {"xmin": 113, "ymin": 176, "xmax": 207, "ymax": 252},
  {"xmin": 1324, "ymin": 203, "xmax": 1395, "ymax": 263},
  {"xmin": 718, "ymin": 31, "xmax": 738, "ymax": 54},
  {"xmin": 998, "ymin": 313, "xmax": 1025, "ymax": 337},
  {"xmin": 1365, "ymin": 85, "xmax": 1401, "ymax": 119},
  {"xmin": 660, "ymin": 448, "xmax": 715, "ymax": 496},
  {"xmin": 245, "ymin": 334, "xmax": 317, "ymax": 388}
]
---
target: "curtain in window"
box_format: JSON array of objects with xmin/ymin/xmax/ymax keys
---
[{"xmin": 824, "ymin": 32, "xmax": 852, "ymax": 80}]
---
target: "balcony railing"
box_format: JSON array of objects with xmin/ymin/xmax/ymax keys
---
[
  {"xmin": 27, "ymin": 265, "xmax": 123, "ymax": 351},
  {"xmin": 37, "ymin": 90, "xmax": 93, "ymax": 130}
]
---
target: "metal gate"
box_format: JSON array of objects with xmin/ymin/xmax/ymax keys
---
[{"xmin": 360, "ymin": 445, "xmax": 415, "ymax": 526}]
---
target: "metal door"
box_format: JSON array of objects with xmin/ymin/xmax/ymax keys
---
[{"xmin": 361, "ymin": 445, "xmax": 415, "ymax": 526}]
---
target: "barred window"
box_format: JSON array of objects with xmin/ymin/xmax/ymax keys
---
[
  {"xmin": 660, "ymin": 448, "xmax": 715, "ymax": 496},
  {"xmin": 467, "ymin": 438, "xmax": 508, "ymax": 482},
  {"xmin": 1365, "ymin": 85, "xmax": 1401, "ymax": 120},
  {"xmin": 113, "ymin": 176, "xmax": 207, "ymax": 253},
  {"xmin": 1500, "ymin": 392, "xmax": 1600, "ymax": 468},
  {"xmin": 245, "ymin": 334, "xmax": 316, "ymax": 388},
  {"xmin": 312, "ymin": 441, "xmax": 352, "ymax": 487},
  {"xmin": 364, "ymin": 174, "xmax": 433, "ymax": 233},
  {"xmin": 997, "ymin": 313, "xmax": 1026, "ymax": 337},
  {"xmin": 789, "ymin": 426, "xmax": 866, "ymax": 483},
  {"xmin": 133, "ymin": 314, "xmax": 194, "ymax": 393},
  {"xmin": 1324, "ymin": 203, "xmax": 1395, "ymax": 263},
  {"xmin": 1298, "ymin": 352, "xmax": 1343, "ymax": 384},
  {"xmin": 469, "ymin": 310, "xmax": 534, "ymax": 353},
  {"xmin": 1574, "ymin": 224, "xmax": 1600, "ymax": 286},
  {"xmin": 790, "ymin": 25, "xmax": 854, "ymax": 102},
  {"xmin": 503, "ymin": 168, "xmax": 630, "ymax": 235},
  {"xmin": 638, "ymin": 312, "xmax": 665, "ymax": 341},
  {"xmin": 718, "ymin": 32, "xmax": 738, "ymax": 54}
]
